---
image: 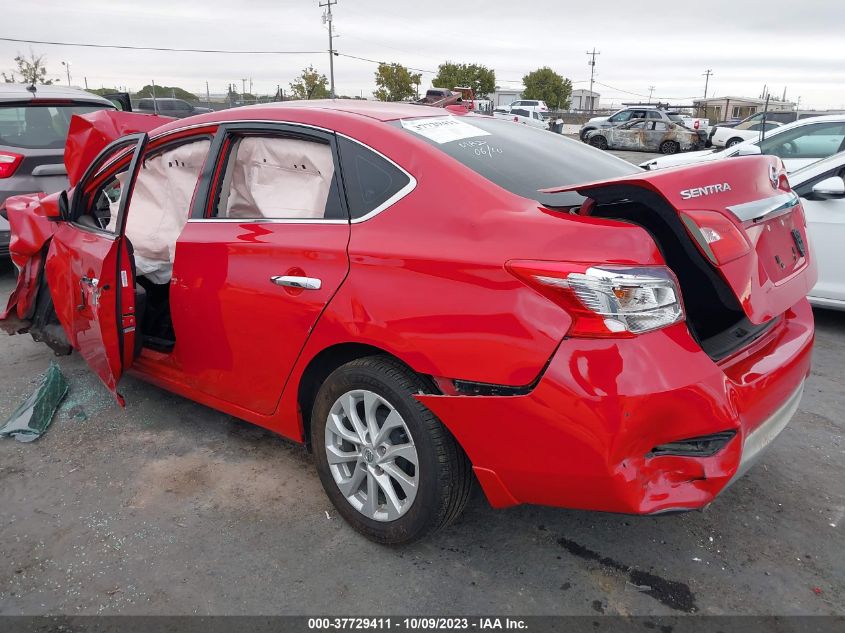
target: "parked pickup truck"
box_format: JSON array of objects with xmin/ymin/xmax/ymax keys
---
[{"xmin": 580, "ymin": 106, "xmax": 708, "ymax": 145}]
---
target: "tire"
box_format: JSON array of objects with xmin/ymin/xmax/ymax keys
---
[
  {"xmin": 660, "ymin": 140, "xmax": 680, "ymax": 155},
  {"xmin": 579, "ymin": 127, "xmax": 595, "ymax": 142},
  {"xmin": 589, "ymin": 135, "xmax": 608, "ymax": 150},
  {"xmin": 312, "ymin": 355, "xmax": 473, "ymax": 544},
  {"xmin": 726, "ymin": 137, "xmax": 743, "ymax": 148}
]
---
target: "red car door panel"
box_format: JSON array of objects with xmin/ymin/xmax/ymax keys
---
[
  {"xmin": 45, "ymin": 133, "xmax": 148, "ymax": 404},
  {"xmin": 169, "ymin": 220, "xmax": 350, "ymax": 415}
]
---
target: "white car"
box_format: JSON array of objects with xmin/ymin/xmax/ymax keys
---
[
  {"xmin": 710, "ymin": 120, "xmax": 782, "ymax": 148},
  {"xmin": 789, "ymin": 151, "xmax": 845, "ymax": 309},
  {"xmin": 493, "ymin": 107, "xmax": 548, "ymax": 130},
  {"xmin": 506, "ymin": 99, "xmax": 548, "ymax": 117},
  {"xmin": 640, "ymin": 114, "xmax": 845, "ymax": 172}
]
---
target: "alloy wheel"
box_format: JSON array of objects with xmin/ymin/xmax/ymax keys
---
[{"xmin": 325, "ymin": 389, "xmax": 419, "ymax": 522}]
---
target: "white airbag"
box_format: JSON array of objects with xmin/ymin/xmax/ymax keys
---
[
  {"xmin": 224, "ymin": 137, "xmax": 334, "ymax": 219},
  {"xmin": 108, "ymin": 140, "xmax": 210, "ymax": 283}
]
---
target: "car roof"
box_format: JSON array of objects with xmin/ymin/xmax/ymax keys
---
[
  {"xmin": 0, "ymin": 83, "xmax": 115, "ymax": 106},
  {"xmin": 258, "ymin": 100, "xmax": 452, "ymax": 122},
  {"xmin": 151, "ymin": 100, "xmax": 453, "ymax": 136}
]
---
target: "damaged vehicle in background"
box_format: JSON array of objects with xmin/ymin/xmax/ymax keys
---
[
  {"xmin": 579, "ymin": 105, "xmax": 708, "ymax": 145},
  {"xmin": 1, "ymin": 102, "xmax": 816, "ymax": 544},
  {"xmin": 641, "ymin": 115, "xmax": 845, "ymax": 171},
  {"xmin": 585, "ymin": 119, "xmax": 700, "ymax": 154}
]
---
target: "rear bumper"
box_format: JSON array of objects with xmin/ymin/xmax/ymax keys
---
[{"xmin": 417, "ymin": 299, "xmax": 813, "ymax": 514}]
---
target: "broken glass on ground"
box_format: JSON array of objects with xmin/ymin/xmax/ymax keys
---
[{"xmin": 0, "ymin": 361, "xmax": 68, "ymax": 443}]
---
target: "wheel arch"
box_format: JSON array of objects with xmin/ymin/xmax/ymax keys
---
[{"xmin": 296, "ymin": 342, "xmax": 439, "ymax": 451}]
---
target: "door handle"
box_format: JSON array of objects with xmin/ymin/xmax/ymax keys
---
[
  {"xmin": 270, "ymin": 275, "xmax": 322, "ymax": 290},
  {"xmin": 77, "ymin": 277, "xmax": 99, "ymax": 310}
]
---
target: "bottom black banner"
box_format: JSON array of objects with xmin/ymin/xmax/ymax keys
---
[{"xmin": 0, "ymin": 616, "xmax": 842, "ymax": 633}]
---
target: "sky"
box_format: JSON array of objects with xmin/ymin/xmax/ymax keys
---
[{"xmin": 2, "ymin": 0, "xmax": 844, "ymax": 110}]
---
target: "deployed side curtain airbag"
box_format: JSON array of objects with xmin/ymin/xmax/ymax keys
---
[
  {"xmin": 108, "ymin": 139, "xmax": 210, "ymax": 283},
  {"xmin": 224, "ymin": 137, "xmax": 335, "ymax": 219}
]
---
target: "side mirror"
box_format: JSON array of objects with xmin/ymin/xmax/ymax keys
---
[
  {"xmin": 811, "ymin": 176, "xmax": 845, "ymax": 200},
  {"xmin": 735, "ymin": 144, "xmax": 761, "ymax": 156}
]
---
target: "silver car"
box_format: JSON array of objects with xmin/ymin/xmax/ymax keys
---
[{"xmin": 0, "ymin": 84, "xmax": 116, "ymax": 234}]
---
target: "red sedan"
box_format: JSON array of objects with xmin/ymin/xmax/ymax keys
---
[{"xmin": 1, "ymin": 101, "xmax": 815, "ymax": 544}]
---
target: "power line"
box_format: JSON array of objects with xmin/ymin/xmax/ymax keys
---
[
  {"xmin": 334, "ymin": 52, "xmax": 437, "ymax": 75},
  {"xmin": 0, "ymin": 36, "xmax": 321, "ymax": 55}
]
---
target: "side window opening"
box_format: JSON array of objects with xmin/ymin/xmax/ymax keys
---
[
  {"xmin": 122, "ymin": 137, "xmax": 211, "ymax": 355},
  {"xmin": 214, "ymin": 135, "xmax": 344, "ymax": 220},
  {"xmin": 119, "ymin": 138, "xmax": 212, "ymax": 284}
]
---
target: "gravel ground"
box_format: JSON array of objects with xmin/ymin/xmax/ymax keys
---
[{"xmin": 0, "ymin": 149, "xmax": 841, "ymax": 616}]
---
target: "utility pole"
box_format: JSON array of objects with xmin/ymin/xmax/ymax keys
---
[
  {"xmin": 319, "ymin": 0, "xmax": 337, "ymax": 98},
  {"xmin": 702, "ymin": 69, "xmax": 713, "ymax": 99},
  {"xmin": 241, "ymin": 78, "xmax": 247, "ymax": 100},
  {"xmin": 206, "ymin": 81, "xmax": 211, "ymax": 107},
  {"xmin": 648, "ymin": 86, "xmax": 655, "ymax": 103},
  {"xmin": 61, "ymin": 61, "xmax": 71, "ymax": 86},
  {"xmin": 586, "ymin": 48, "xmax": 600, "ymax": 114}
]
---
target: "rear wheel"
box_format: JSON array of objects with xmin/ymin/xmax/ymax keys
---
[
  {"xmin": 590, "ymin": 135, "xmax": 609, "ymax": 150},
  {"xmin": 726, "ymin": 137, "xmax": 743, "ymax": 148},
  {"xmin": 312, "ymin": 356, "xmax": 472, "ymax": 544},
  {"xmin": 660, "ymin": 140, "xmax": 680, "ymax": 154}
]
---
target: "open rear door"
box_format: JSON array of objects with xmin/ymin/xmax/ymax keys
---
[{"xmin": 45, "ymin": 133, "xmax": 149, "ymax": 405}]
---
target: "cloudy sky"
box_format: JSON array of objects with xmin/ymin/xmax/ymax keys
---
[{"xmin": 3, "ymin": 0, "xmax": 843, "ymax": 109}]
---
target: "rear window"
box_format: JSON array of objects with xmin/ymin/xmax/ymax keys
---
[
  {"xmin": 666, "ymin": 112, "xmax": 684, "ymax": 123},
  {"xmin": 0, "ymin": 103, "xmax": 111, "ymax": 149},
  {"xmin": 395, "ymin": 115, "xmax": 638, "ymax": 207}
]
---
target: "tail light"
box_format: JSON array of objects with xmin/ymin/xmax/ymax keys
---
[
  {"xmin": 507, "ymin": 261, "xmax": 684, "ymax": 338},
  {"xmin": 0, "ymin": 151, "xmax": 24, "ymax": 179},
  {"xmin": 680, "ymin": 210, "xmax": 751, "ymax": 265},
  {"xmin": 694, "ymin": 120, "xmax": 700, "ymax": 129}
]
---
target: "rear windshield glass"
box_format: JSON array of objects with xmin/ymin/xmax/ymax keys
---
[
  {"xmin": 666, "ymin": 113, "xmax": 684, "ymax": 122},
  {"xmin": 0, "ymin": 103, "xmax": 111, "ymax": 149},
  {"xmin": 394, "ymin": 115, "xmax": 639, "ymax": 207}
]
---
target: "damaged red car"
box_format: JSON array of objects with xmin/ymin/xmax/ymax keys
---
[{"xmin": 1, "ymin": 102, "xmax": 815, "ymax": 544}]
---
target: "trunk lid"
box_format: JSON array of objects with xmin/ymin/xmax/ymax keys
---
[{"xmin": 542, "ymin": 155, "xmax": 817, "ymax": 324}]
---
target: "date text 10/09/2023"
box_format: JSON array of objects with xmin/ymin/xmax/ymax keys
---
[{"xmin": 307, "ymin": 618, "xmax": 528, "ymax": 630}]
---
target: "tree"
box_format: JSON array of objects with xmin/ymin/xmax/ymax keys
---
[
  {"xmin": 2, "ymin": 51, "xmax": 54, "ymax": 84},
  {"xmin": 289, "ymin": 66, "xmax": 329, "ymax": 100},
  {"xmin": 522, "ymin": 67, "xmax": 572, "ymax": 111},
  {"xmin": 136, "ymin": 84, "xmax": 198, "ymax": 100},
  {"xmin": 432, "ymin": 62, "xmax": 495, "ymax": 98},
  {"xmin": 89, "ymin": 87, "xmax": 123, "ymax": 96},
  {"xmin": 373, "ymin": 63, "xmax": 421, "ymax": 102}
]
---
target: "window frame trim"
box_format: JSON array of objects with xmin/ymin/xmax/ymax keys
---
[
  {"xmin": 337, "ymin": 133, "xmax": 417, "ymax": 224},
  {"xmin": 187, "ymin": 120, "xmax": 416, "ymax": 225}
]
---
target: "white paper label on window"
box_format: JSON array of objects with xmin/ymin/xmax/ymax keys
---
[
  {"xmin": 400, "ymin": 116, "xmax": 490, "ymax": 144},
  {"xmin": 120, "ymin": 270, "xmax": 128, "ymax": 288}
]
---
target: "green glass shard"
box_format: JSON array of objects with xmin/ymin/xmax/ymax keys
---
[{"xmin": 0, "ymin": 361, "xmax": 69, "ymax": 443}]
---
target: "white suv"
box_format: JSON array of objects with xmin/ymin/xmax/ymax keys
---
[{"xmin": 507, "ymin": 100, "xmax": 548, "ymax": 117}]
